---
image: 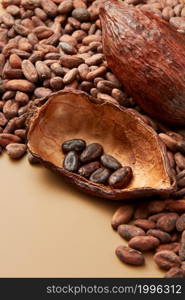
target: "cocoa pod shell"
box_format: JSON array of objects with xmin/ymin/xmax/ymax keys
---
[
  {"xmin": 27, "ymin": 89, "xmax": 175, "ymax": 200},
  {"xmin": 100, "ymin": 0, "xmax": 185, "ymax": 125}
]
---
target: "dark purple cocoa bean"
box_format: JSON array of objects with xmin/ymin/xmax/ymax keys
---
[
  {"xmin": 118, "ymin": 224, "xmax": 145, "ymax": 241},
  {"xmin": 108, "ymin": 167, "xmax": 133, "ymax": 189},
  {"xmin": 89, "ymin": 167, "xmax": 110, "ymax": 184},
  {"xmin": 62, "ymin": 139, "xmax": 86, "ymax": 153},
  {"xmin": 134, "ymin": 219, "xmax": 156, "ymax": 231},
  {"xmin": 100, "ymin": 154, "xmax": 122, "ymax": 171},
  {"xmin": 147, "ymin": 229, "xmax": 171, "ymax": 243},
  {"xmin": 80, "ymin": 143, "xmax": 103, "ymax": 163},
  {"xmin": 157, "ymin": 213, "xmax": 179, "ymax": 232},
  {"xmin": 154, "ymin": 250, "xmax": 181, "ymax": 270},
  {"xmin": 128, "ymin": 236, "xmax": 160, "ymax": 251},
  {"xmin": 111, "ymin": 204, "xmax": 135, "ymax": 229},
  {"xmin": 115, "ymin": 246, "xmax": 145, "ymax": 266},
  {"xmin": 63, "ymin": 151, "xmax": 79, "ymax": 173},
  {"xmin": 78, "ymin": 161, "xmax": 101, "ymax": 178}
]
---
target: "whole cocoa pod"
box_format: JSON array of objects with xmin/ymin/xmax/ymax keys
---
[{"xmin": 100, "ymin": 0, "xmax": 185, "ymax": 125}]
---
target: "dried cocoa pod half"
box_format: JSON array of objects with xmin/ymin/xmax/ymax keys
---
[
  {"xmin": 27, "ymin": 90, "xmax": 175, "ymax": 200},
  {"xmin": 100, "ymin": 0, "xmax": 185, "ymax": 125}
]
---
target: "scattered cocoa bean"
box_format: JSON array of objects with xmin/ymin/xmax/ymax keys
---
[
  {"xmin": 0, "ymin": 133, "xmax": 21, "ymax": 147},
  {"xmin": 134, "ymin": 219, "xmax": 155, "ymax": 231},
  {"xmin": 179, "ymin": 230, "xmax": 185, "ymax": 260},
  {"xmin": 115, "ymin": 245, "xmax": 145, "ymax": 266},
  {"xmin": 156, "ymin": 243, "xmax": 180, "ymax": 254},
  {"xmin": 128, "ymin": 236, "xmax": 160, "ymax": 251},
  {"xmin": 118, "ymin": 224, "xmax": 145, "ymax": 241},
  {"xmin": 6, "ymin": 143, "xmax": 26, "ymax": 159},
  {"xmin": 147, "ymin": 229, "xmax": 171, "ymax": 244},
  {"xmin": 111, "ymin": 204, "xmax": 135, "ymax": 230},
  {"xmin": 157, "ymin": 213, "xmax": 179, "ymax": 232},
  {"xmin": 164, "ymin": 267, "xmax": 184, "ymax": 278},
  {"xmin": 154, "ymin": 250, "xmax": 181, "ymax": 270}
]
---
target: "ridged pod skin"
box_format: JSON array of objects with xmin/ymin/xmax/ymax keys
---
[
  {"xmin": 100, "ymin": 0, "xmax": 185, "ymax": 125},
  {"xmin": 27, "ymin": 89, "xmax": 175, "ymax": 200}
]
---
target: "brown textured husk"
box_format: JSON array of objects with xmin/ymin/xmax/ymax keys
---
[
  {"xmin": 100, "ymin": 0, "xmax": 185, "ymax": 125},
  {"xmin": 27, "ymin": 89, "xmax": 175, "ymax": 200}
]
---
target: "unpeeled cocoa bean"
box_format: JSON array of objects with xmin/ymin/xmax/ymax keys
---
[
  {"xmin": 100, "ymin": 154, "xmax": 122, "ymax": 171},
  {"xmin": 176, "ymin": 214, "xmax": 185, "ymax": 232},
  {"xmin": 50, "ymin": 77, "xmax": 64, "ymax": 90},
  {"xmin": 134, "ymin": 219, "xmax": 156, "ymax": 231},
  {"xmin": 115, "ymin": 245, "xmax": 145, "ymax": 266},
  {"xmin": 14, "ymin": 129, "xmax": 26, "ymax": 140},
  {"xmin": 15, "ymin": 91, "xmax": 29, "ymax": 104},
  {"xmin": 158, "ymin": 133, "xmax": 178, "ymax": 152},
  {"xmin": 0, "ymin": 133, "xmax": 21, "ymax": 147},
  {"xmin": 78, "ymin": 161, "xmax": 101, "ymax": 178},
  {"xmin": 154, "ymin": 250, "xmax": 181, "ymax": 270},
  {"xmin": 111, "ymin": 204, "xmax": 135, "ymax": 230},
  {"xmin": 0, "ymin": 112, "xmax": 8, "ymax": 127},
  {"xmin": 9, "ymin": 53, "xmax": 22, "ymax": 69},
  {"xmin": 156, "ymin": 243, "xmax": 180, "ymax": 254},
  {"xmin": 62, "ymin": 139, "xmax": 86, "ymax": 153},
  {"xmin": 21, "ymin": 60, "xmax": 38, "ymax": 83},
  {"xmin": 63, "ymin": 68, "xmax": 78, "ymax": 84},
  {"xmin": 60, "ymin": 55, "xmax": 84, "ymax": 68},
  {"xmin": 34, "ymin": 87, "xmax": 52, "ymax": 98},
  {"xmin": 147, "ymin": 229, "xmax": 171, "ymax": 243},
  {"xmin": 134, "ymin": 203, "xmax": 150, "ymax": 219},
  {"xmin": 108, "ymin": 167, "xmax": 133, "ymax": 189},
  {"xmin": 179, "ymin": 230, "xmax": 185, "ymax": 261},
  {"xmin": 86, "ymin": 66, "xmax": 106, "ymax": 80},
  {"xmin": 58, "ymin": 0, "xmax": 73, "ymax": 14},
  {"xmin": 118, "ymin": 224, "xmax": 145, "ymax": 241},
  {"xmin": 128, "ymin": 235, "xmax": 160, "ymax": 251},
  {"xmin": 3, "ymin": 100, "xmax": 18, "ymax": 119},
  {"xmin": 157, "ymin": 213, "xmax": 179, "ymax": 232},
  {"xmin": 6, "ymin": 142, "xmax": 26, "ymax": 158},
  {"xmin": 148, "ymin": 200, "xmax": 166, "ymax": 214},
  {"xmin": 4, "ymin": 79, "xmax": 35, "ymax": 92},
  {"xmin": 35, "ymin": 61, "xmax": 51, "ymax": 80},
  {"xmin": 41, "ymin": 0, "xmax": 58, "ymax": 17},
  {"xmin": 164, "ymin": 267, "xmax": 184, "ymax": 278}
]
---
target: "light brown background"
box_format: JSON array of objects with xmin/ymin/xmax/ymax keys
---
[
  {"xmin": 0, "ymin": 2, "xmax": 163, "ymax": 278},
  {"xmin": 0, "ymin": 154, "xmax": 163, "ymax": 277}
]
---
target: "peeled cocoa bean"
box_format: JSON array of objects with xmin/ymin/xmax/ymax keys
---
[
  {"xmin": 154, "ymin": 250, "xmax": 181, "ymax": 270},
  {"xmin": 118, "ymin": 224, "xmax": 145, "ymax": 241},
  {"xmin": 115, "ymin": 245, "xmax": 145, "ymax": 266},
  {"xmin": 63, "ymin": 151, "xmax": 79, "ymax": 173},
  {"xmin": 108, "ymin": 167, "xmax": 133, "ymax": 189},
  {"xmin": 111, "ymin": 204, "xmax": 135, "ymax": 230},
  {"xmin": 89, "ymin": 167, "xmax": 110, "ymax": 184},
  {"xmin": 80, "ymin": 143, "xmax": 103, "ymax": 163},
  {"xmin": 147, "ymin": 229, "xmax": 171, "ymax": 243},
  {"xmin": 128, "ymin": 236, "xmax": 160, "ymax": 251},
  {"xmin": 78, "ymin": 161, "xmax": 101, "ymax": 178}
]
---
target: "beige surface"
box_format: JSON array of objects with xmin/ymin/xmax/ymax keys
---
[{"xmin": 0, "ymin": 154, "xmax": 163, "ymax": 278}]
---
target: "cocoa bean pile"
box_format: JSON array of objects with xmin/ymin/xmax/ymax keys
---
[
  {"xmin": 62, "ymin": 139, "xmax": 133, "ymax": 187},
  {"xmin": 1, "ymin": 0, "xmax": 185, "ymax": 278},
  {"xmin": 113, "ymin": 199, "xmax": 185, "ymax": 277}
]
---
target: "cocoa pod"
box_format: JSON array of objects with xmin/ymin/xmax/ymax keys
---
[
  {"xmin": 115, "ymin": 246, "xmax": 145, "ymax": 266},
  {"xmin": 154, "ymin": 250, "xmax": 181, "ymax": 270},
  {"xmin": 4, "ymin": 80, "xmax": 35, "ymax": 92},
  {"xmin": 21, "ymin": 60, "xmax": 38, "ymax": 83},
  {"xmin": 100, "ymin": 1, "xmax": 185, "ymax": 125},
  {"xmin": 111, "ymin": 205, "xmax": 135, "ymax": 229}
]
